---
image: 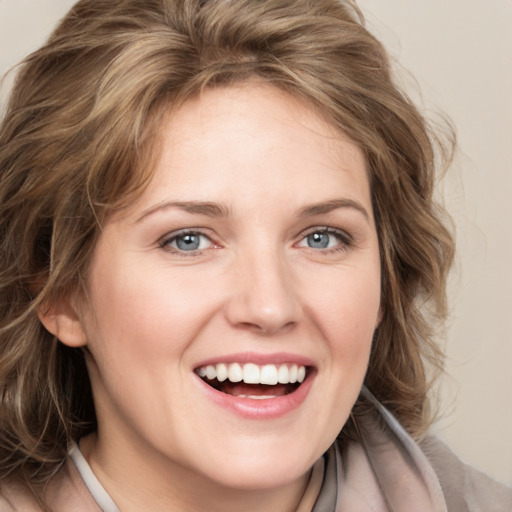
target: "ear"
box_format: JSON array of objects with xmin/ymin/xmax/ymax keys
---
[{"xmin": 38, "ymin": 295, "xmax": 88, "ymax": 347}]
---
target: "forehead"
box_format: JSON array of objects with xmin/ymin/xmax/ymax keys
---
[
  {"xmin": 166, "ymin": 82, "xmax": 364, "ymax": 166},
  {"xmin": 126, "ymin": 82, "xmax": 371, "ymax": 220}
]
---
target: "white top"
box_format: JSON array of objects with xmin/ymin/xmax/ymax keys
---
[{"xmin": 69, "ymin": 443, "xmax": 119, "ymax": 512}]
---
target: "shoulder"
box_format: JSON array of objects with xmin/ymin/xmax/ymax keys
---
[
  {"xmin": 420, "ymin": 436, "xmax": 512, "ymax": 512},
  {"xmin": 0, "ymin": 482, "xmax": 41, "ymax": 512},
  {"xmin": 0, "ymin": 456, "xmax": 101, "ymax": 512},
  {"xmin": 0, "ymin": 494, "xmax": 15, "ymax": 512}
]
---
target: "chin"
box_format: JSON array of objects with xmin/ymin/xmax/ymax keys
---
[
  {"xmin": 181, "ymin": 429, "xmax": 327, "ymax": 491},
  {"xmin": 199, "ymin": 456, "xmax": 311, "ymax": 491}
]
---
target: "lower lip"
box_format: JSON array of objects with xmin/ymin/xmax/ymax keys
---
[{"xmin": 195, "ymin": 372, "xmax": 315, "ymax": 420}]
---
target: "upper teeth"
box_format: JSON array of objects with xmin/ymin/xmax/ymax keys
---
[{"xmin": 197, "ymin": 363, "xmax": 306, "ymax": 385}]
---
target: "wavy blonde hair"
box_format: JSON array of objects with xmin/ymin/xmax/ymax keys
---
[{"xmin": 0, "ymin": 0, "xmax": 454, "ymax": 489}]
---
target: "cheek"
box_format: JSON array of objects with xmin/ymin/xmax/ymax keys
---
[
  {"xmin": 307, "ymin": 268, "xmax": 381, "ymax": 347},
  {"xmin": 82, "ymin": 257, "xmax": 219, "ymax": 365},
  {"xmin": 79, "ymin": 263, "xmax": 203, "ymax": 416}
]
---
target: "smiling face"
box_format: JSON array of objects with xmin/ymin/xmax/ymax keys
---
[{"xmin": 50, "ymin": 83, "xmax": 381, "ymax": 506}]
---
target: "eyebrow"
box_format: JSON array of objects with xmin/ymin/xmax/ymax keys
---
[
  {"xmin": 136, "ymin": 201, "xmax": 231, "ymax": 223},
  {"xmin": 136, "ymin": 198, "xmax": 370, "ymax": 223},
  {"xmin": 298, "ymin": 198, "xmax": 371, "ymax": 222}
]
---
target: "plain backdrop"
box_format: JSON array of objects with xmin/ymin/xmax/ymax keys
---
[{"xmin": 1, "ymin": 0, "xmax": 511, "ymax": 486}]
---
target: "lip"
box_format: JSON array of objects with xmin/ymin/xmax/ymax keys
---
[
  {"xmin": 194, "ymin": 351, "xmax": 315, "ymax": 368},
  {"xmin": 193, "ymin": 352, "xmax": 316, "ymax": 420}
]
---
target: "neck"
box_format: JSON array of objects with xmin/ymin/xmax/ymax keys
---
[{"xmin": 80, "ymin": 433, "xmax": 313, "ymax": 512}]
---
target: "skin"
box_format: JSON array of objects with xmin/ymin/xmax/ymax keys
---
[{"xmin": 41, "ymin": 82, "xmax": 382, "ymax": 512}]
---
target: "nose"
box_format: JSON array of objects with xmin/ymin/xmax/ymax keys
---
[{"xmin": 224, "ymin": 248, "xmax": 302, "ymax": 336}]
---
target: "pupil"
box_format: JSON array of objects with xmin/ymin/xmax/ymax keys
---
[
  {"xmin": 177, "ymin": 234, "xmax": 200, "ymax": 251},
  {"xmin": 308, "ymin": 232, "xmax": 329, "ymax": 249}
]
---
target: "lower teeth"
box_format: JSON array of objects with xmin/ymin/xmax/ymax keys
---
[
  {"xmin": 202, "ymin": 378, "xmax": 298, "ymax": 397},
  {"xmin": 237, "ymin": 394, "xmax": 279, "ymax": 400}
]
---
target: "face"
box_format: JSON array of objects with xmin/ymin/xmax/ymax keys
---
[{"xmin": 68, "ymin": 84, "xmax": 381, "ymax": 494}]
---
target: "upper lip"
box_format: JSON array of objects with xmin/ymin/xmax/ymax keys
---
[{"xmin": 193, "ymin": 352, "xmax": 315, "ymax": 370}]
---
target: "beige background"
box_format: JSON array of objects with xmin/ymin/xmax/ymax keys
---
[{"xmin": 1, "ymin": 0, "xmax": 511, "ymax": 485}]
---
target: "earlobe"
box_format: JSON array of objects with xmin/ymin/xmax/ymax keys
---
[{"xmin": 38, "ymin": 297, "xmax": 88, "ymax": 347}]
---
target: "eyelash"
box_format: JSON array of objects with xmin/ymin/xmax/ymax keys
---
[
  {"xmin": 159, "ymin": 229, "xmax": 217, "ymax": 256},
  {"xmin": 296, "ymin": 227, "xmax": 353, "ymax": 254},
  {"xmin": 158, "ymin": 226, "xmax": 353, "ymax": 256}
]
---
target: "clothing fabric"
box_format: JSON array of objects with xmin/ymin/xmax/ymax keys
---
[{"xmin": 1, "ymin": 389, "xmax": 511, "ymax": 511}]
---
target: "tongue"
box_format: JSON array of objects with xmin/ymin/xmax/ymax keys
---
[{"xmin": 220, "ymin": 382, "xmax": 290, "ymax": 397}]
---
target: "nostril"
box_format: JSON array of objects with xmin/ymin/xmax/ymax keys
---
[{"xmin": 236, "ymin": 319, "xmax": 296, "ymax": 335}]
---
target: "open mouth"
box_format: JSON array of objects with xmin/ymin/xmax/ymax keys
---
[{"xmin": 195, "ymin": 362, "xmax": 309, "ymax": 399}]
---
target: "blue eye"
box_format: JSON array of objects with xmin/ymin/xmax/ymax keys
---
[
  {"xmin": 306, "ymin": 232, "xmax": 331, "ymax": 249},
  {"xmin": 163, "ymin": 232, "xmax": 213, "ymax": 252},
  {"xmin": 298, "ymin": 229, "xmax": 349, "ymax": 250}
]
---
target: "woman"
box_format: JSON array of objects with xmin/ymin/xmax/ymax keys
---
[{"xmin": 0, "ymin": 0, "xmax": 510, "ymax": 510}]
